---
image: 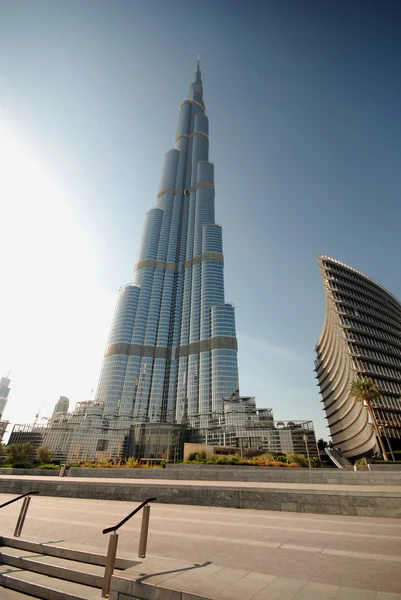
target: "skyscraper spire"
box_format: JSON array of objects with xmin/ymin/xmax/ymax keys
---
[
  {"xmin": 189, "ymin": 58, "xmax": 203, "ymax": 104},
  {"xmin": 95, "ymin": 64, "xmax": 239, "ymax": 426}
]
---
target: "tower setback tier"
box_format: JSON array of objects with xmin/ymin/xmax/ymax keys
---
[{"xmin": 96, "ymin": 62, "xmax": 239, "ymax": 424}]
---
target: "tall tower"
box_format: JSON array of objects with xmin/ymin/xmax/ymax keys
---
[
  {"xmin": 315, "ymin": 255, "xmax": 401, "ymax": 458},
  {"xmin": 96, "ymin": 62, "xmax": 239, "ymax": 425},
  {"xmin": 51, "ymin": 396, "xmax": 70, "ymax": 420}
]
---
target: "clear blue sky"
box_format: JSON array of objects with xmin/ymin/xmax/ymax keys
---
[{"xmin": 0, "ymin": 0, "xmax": 400, "ymax": 441}]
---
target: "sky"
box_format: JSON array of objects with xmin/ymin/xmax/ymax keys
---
[{"xmin": 0, "ymin": 0, "xmax": 400, "ymax": 442}]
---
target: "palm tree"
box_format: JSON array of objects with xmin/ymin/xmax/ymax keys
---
[{"xmin": 348, "ymin": 377, "xmax": 389, "ymax": 461}]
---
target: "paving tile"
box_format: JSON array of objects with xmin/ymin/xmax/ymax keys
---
[
  {"xmin": 252, "ymin": 588, "xmax": 297, "ymax": 600},
  {"xmin": 376, "ymin": 593, "xmax": 401, "ymax": 599},
  {"xmin": 333, "ymin": 587, "xmax": 377, "ymax": 600},
  {"xmin": 186, "ymin": 566, "xmax": 249, "ymax": 597},
  {"xmin": 294, "ymin": 581, "xmax": 340, "ymax": 599},
  {"xmin": 164, "ymin": 564, "xmax": 224, "ymax": 591},
  {"xmin": 124, "ymin": 556, "xmax": 184, "ymax": 575},
  {"xmin": 140, "ymin": 560, "xmax": 199, "ymax": 586},
  {"xmin": 252, "ymin": 576, "xmax": 308, "ymax": 600},
  {"xmin": 164, "ymin": 563, "xmax": 224, "ymax": 591},
  {"xmin": 215, "ymin": 571, "xmax": 277, "ymax": 600}
]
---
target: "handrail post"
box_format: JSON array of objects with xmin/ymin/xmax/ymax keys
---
[
  {"xmin": 14, "ymin": 495, "xmax": 31, "ymax": 537},
  {"xmin": 102, "ymin": 532, "xmax": 118, "ymax": 598},
  {"xmin": 138, "ymin": 503, "xmax": 150, "ymax": 558}
]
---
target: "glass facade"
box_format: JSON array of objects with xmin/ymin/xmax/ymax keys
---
[
  {"xmin": 315, "ymin": 255, "xmax": 401, "ymax": 458},
  {"xmin": 95, "ymin": 61, "xmax": 239, "ymax": 425}
]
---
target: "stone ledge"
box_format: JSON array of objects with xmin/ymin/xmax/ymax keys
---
[{"xmin": 0, "ymin": 476, "xmax": 400, "ymax": 518}]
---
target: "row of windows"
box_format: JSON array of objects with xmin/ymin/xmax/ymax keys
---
[
  {"xmin": 332, "ymin": 291, "xmax": 401, "ymax": 331},
  {"xmin": 340, "ymin": 316, "xmax": 401, "ymax": 348},
  {"xmin": 338, "ymin": 305, "xmax": 401, "ymax": 337},
  {"xmin": 353, "ymin": 358, "xmax": 401, "ymax": 381},
  {"xmin": 370, "ymin": 376, "xmax": 401, "ymax": 395},
  {"xmin": 374, "ymin": 409, "xmax": 401, "ymax": 429},
  {"xmin": 349, "ymin": 343, "xmax": 401, "ymax": 368},
  {"xmin": 329, "ymin": 282, "xmax": 400, "ymax": 322},
  {"xmin": 375, "ymin": 395, "xmax": 401, "ymax": 411},
  {"xmin": 345, "ymin": 330, "xmax": 400, "ymax": 355},
  {"xmin": 326, "ymin": 265, "xmax": 401, "ymax": 315}
]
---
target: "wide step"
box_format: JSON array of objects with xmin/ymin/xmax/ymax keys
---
[
  {"xmin": 0, "ymin": 536, "xmax": 140, "ymax": 599},
  {"xmin": 0, "ymin": 536, "xmax": 135, "ymax": 570},
  {"xmin": 0, "ymin": 546, "xmax": 106, "ymax": 588},
  {"xmin": 0, "ymin": 564, "xmax": 101, "ymax": 600}
]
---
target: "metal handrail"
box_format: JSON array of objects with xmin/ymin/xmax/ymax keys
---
[
  {"xmin": 0, "ymin": 491, "xmax": 39, "ymax": 510},
  {"xmin": 102, "ymin": 497, "xmax": 156, "ymax": 534},
  {"xmin": 101, "ymin": 497, "xmax": 156, "ymax": 598},
  {"xmin": 0, "ymin": 491, "xmax": 39, "ymax": 537}
]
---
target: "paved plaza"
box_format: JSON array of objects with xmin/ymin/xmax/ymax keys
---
[{"xmin": 0, "ymin": 492, "xmax": 400, "ymax": 598}]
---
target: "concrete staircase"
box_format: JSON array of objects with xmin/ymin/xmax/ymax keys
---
[{"xmin": 0, "ymin": 536, "xmax": 137, "ymax": 599}]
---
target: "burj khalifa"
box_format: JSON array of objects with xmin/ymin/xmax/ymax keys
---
[{"xmin": 95, "ymin": 61, "xmax": 239, "ymax": 425}]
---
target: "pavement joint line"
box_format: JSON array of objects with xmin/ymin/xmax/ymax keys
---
[
  {"xmin": 2, "ymin": 494, "xmax": 401, "ymax": 530},
  {"xmin": 22, "ymin": 516, "xmax": 401, "ymax": 563},
  {"xmin": 12, "ymin": 507, "xmax": 401, "ymax": 542}
]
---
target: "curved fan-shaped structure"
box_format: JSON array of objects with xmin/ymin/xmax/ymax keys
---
[{"xmin": 315, "ymin": 255, "xmax": 401, "ymax": 458}]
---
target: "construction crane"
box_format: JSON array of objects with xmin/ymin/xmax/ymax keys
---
[{"xmin": 33, "ymin": 399, "xmax": 47, "ymax": 426}]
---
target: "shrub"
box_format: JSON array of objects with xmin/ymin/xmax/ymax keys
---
[
  {"xmin": 266, "ymin": 460, "xmax": 286, "ymax": 467},
  {"xmin": 195, "ymin": 451, "xmax": 207, "ymax": 463},
  {"xmin": 286, "ymin": 453, "xmax": 308, "ymax": 468},
  {"xmin": 141, "ymin": 461, "xmax": 162, "ymax": 469},
  {"xmin": 36, "ymin": 445, "xmax": 55, "ymax": 465},
  {"xmin": 227, "ymin": 455, "xmax": 242, "ymax": 465},
  {"xmin": 310, "ymin": 457, "xmax": 323, "ymax": 468},
  {"xmin": 6, "ymin": 443, "xmax": 34, "ymax": 466},
  {"xmin": 38, "ymin": 464, "xmax": 60, "ymax": 470},
  {"xmin": 274, "ymin": 455, "xmax": 288, "ymax": 463},
  {"xmin": 258, "ymin": 453, "xmax": 274, "ymax": 462},
  {"xmin": 247, "ymin": 453, "xmax": 278, "ymax": 466}
]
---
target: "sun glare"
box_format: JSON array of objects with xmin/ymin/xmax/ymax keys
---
[{"xmin": 0, "ymin": 116, "xmax": 115, "ymax": 425}]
